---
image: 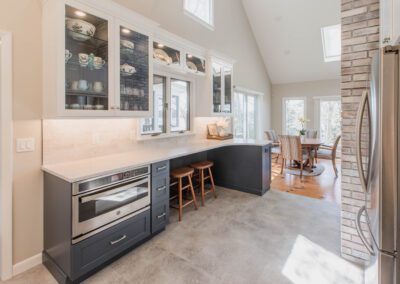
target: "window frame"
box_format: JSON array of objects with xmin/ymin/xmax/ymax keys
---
[
  {"xmin": 314, "ymin": 96, "xmax": 341, "ymax": 145},
  {"xmin": 139, "ymin": 71, "xmax": 195, "ymax": 140},
  {"xmin": 183, "ymin": 0, "xmax": 215, "ymax": 31},
  {"xmin": 282, "ymin": 97, "xmax": 307, "ymax": 135},
  {"xmin": 321, "ymin": 24, "xmax": 341, "ymax": 62},
  {"xmin": 233, "ymin": 87, "xmax": 263, "ymax": 140}
]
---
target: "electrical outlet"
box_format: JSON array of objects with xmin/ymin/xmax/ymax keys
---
[{"xmin": 16, "ymin": 138, "xmax": 35, "ymax": 153}]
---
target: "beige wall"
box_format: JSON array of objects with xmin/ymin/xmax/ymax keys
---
[
  {"xmin": 271, "ymin": 79, "xmax": 340, "ymax": 135},
  {"xmin": 114, "ymin": 0, "xmax": 272, "ymax": 130},
  {"xmin": 0, "ymin": 0, "xmax": 43, "ymax": 264}
]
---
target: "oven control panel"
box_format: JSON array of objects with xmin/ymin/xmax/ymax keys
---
[{"xmin": 74, "ymin": 165, "xmax": 150, "ymax": 195}]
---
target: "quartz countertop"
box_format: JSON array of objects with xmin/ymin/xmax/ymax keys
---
[{"xmin": 42, "ymin": 138, "xmax": 272, "ymax": 183}]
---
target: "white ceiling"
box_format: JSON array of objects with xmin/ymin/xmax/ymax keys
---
[{"xmin": 242, "ymin": 0, "xmax": 341, "ymax": 85}]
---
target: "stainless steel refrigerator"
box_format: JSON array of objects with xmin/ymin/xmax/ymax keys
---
[{"xmin": 355, "ymin": 45, "xmax": 399, "ymax": 284}]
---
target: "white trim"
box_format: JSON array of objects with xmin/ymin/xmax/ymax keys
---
[
  {"xmin": 183, "ymin": 0, "xmax": 214, "ymax": 31},
  {"xmin": 0, "ymin": 31, "xmax": 13, "ymax": 281},
  {"xmin": 234, "ymin": 86, "xmax": 264, "ymax": 96},
  {"xmin": 282, "ymin": 97, "xmax": 307, "ymax": 135},
  {"xmin": 12, "ymin": 253, "xmax": 42, "ymax": 277}
]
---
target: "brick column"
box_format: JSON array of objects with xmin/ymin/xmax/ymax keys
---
[{"xmin": 341, "ymin": 0, "xmax": 380, "ymax": 263}]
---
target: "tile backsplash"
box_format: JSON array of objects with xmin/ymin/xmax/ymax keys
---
[{"xmin": 43, "ymin": 117, "xmax": 231, "ymax": 164}]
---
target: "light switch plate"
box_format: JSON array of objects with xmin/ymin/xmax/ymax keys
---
[{"xmin": 16, "ymin": 138, "xmax": 35, "ymax": 153}]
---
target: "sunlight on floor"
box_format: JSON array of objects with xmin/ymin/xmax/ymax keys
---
[{"xmin": 282, "ymin": 235, "xmax": 364, "ymax": 284}]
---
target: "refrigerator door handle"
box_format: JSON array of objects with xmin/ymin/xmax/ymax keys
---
[
  {"xmin": 355, "ymin": 90, "xmax": 370, "ymax": 193},
  {"xmin": 356, "ymin": 205, "xmax": 375, "ymax": 255}
]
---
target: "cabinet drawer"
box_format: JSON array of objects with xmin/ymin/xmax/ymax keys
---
[
  {"xmin": 152, "ymin": 161, "xmax": 169, "ymax": 177},
  {"xmin": 152, "ymin": 175, "xmax": 169, "ymax": 204},
  {"xmin": 71, "ymin": 210, "xmax": 150, "ymax": 279},
  {"xmin": 152, "ymin": 201, "xmax": 169, "ymax": 234}
]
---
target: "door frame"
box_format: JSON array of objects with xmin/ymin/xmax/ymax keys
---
[{"xmin": 0, "ymin": 31, "xmax": 13, "ymax": 280}]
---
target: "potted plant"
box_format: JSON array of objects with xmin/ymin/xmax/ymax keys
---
[{"xmin": 298, "ymin": 117, "xmax": 309, "ymax": 136}]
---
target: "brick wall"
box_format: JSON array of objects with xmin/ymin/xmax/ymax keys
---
[{"xmin": 341, "ymin": 0, "xmax": 380, "ymax": 263}]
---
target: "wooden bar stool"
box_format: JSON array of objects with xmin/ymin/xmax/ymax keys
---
[
  {"xmin": 190, "ymin": 161, "xmax": 217, "ymax": 206},
  {"xmin": 170, "ymin": 167, "xmax": 198, "ymax": 221}
]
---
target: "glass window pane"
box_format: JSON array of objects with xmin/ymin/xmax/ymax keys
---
[
  {"xmin": 170, "ymin": 79, "xmax": 190, "ymax": 132},
  {"xmin": 247, "ymin": 95, "xmax": 256, "ymax": 139},
  {"xmin": 184, "ymin": 0, "xmax": 212, "ymax": 25},
  {"xmin": 233, "ymin": 92, "xmax": 257, "ymax": 139},
  {"xmin": 320, "ymin": 99, "xmax": 341, "ymax": 145},
  {"xmin": 285, "ymin": 99, "xmax": 305, "ymax": 135},
  {"xmin": 141, "ymin": 75, "xmax": 166, "ymax": 134},
  {"xmin": 212, "ymin": 63, "xmax": 222, "ymax": 113}
]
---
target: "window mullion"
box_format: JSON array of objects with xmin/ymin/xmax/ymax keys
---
[{"xmin": 166, "ymin": 77, "xmax": 172, "ymax": 134}]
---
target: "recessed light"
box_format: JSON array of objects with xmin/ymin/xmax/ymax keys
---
[
  {"xmin": 157, "ymin": 43, "xmax": 164, "ymax": 48},
  {"xmin": 187, "ymin": 54, "xmax": 193, "ymax": 58},
  {"xmin": 122, "ymin": 28, "xmax": 131, "ymax": 34},
  {"xmin": 74, "ymin": 10, "xmax": 86, "ymax": 17}
]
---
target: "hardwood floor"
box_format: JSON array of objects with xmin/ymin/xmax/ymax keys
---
[{"xmin": 271, "ymin": 157, "xmax": 341, "ymax": 205}]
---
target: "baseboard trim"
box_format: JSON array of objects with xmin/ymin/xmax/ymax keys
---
[{"xmin": 13, "ymin": 253, "xmax": 42, "ymax": 276}]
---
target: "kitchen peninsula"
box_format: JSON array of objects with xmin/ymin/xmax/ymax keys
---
[{"xmin": 42, "ymin": 138, "xmax": 272, "ymax": 283}]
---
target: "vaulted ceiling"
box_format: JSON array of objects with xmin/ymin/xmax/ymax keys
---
[{"xmin": 242, "ymin": 0, "xmax": 341, "ymax": 85}]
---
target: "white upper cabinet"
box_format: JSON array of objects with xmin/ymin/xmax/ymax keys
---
[
  {"xmin": 196, "ymin": 53, "xmax": 235, "ymax": 117},
  {"xmin": 42, "ymin": 0, "xmax": 155, "ymax": 118},
  {"xmin": 381, "ymin": 0, "xmax": 400, "ymax": 46}
]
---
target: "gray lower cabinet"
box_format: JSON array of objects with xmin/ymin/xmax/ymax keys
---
[
  {"xmin": 151, "ymin": 160, "xmax": 170, "ymax": 234},
  {"xmin": 71, "ymin": 210, "xmax": 150, "ymax": 280}
]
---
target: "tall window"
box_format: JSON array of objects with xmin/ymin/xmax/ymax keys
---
[
  {"xmin": 283, "ymin": 98, "xmax": 306, "ymax": 135},
  {"xmin": 141, "ymin": 75, "xmax": 191, "ymax": 136},
  {"xmin": 184, "ymin": 0, "xmax": 214, "ymax": 29},
  {"xmin": 319, "ymin": 98, "xmax": 341, "ymax": 145},
  {"xmin": 233, "ymin": 91, "xmax": 258, "ymax": 139}
]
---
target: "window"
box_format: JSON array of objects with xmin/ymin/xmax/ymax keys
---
[
  {"xmin": 321, "ymin": 24, "xmax": 341, "ymax": 62},
  {"xmin": 283, "ymin": 98, "xmax": 306, "ymax": 135},
  {"xmin": 141, "ymin": 75, "xmax": 166, "ymax": 134},
  {"xmin": 141, "ymin": 75, "xmax": 191, "ymax": 136},
  {"xmin": 233, "ymin": 90, "xmax": 259, "ymax": 139},
  {"xmin": 319, "ymin": 98, "xmax": 341, "ymax": 145},
  {"xmin": 170, "ymin": 79, "xmax": 190, "ymax": 132},
  {"xmin": 184, "ymin": 0, "xmax": 214, "ymax": 29}
]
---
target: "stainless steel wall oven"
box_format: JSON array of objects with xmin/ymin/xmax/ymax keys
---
[{"xmin": 72, "ymin": 165, "xmax": 151, "ymax": 243}]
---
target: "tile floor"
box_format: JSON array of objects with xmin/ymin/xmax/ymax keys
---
[{"xmin": 3, "ymin": 188, "xmax": 364, "ymax": 284}]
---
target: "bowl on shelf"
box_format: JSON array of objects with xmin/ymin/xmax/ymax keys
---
[
  {"xmin": 83, "ymin": 104, "xmax": 93, "ymax": 110},
  {"xmin": 94, "ymin": 104, "xmax": 105, "ymax": 110},
  {"xmin": 120, "ymin": 63, "xmax": 136, "ymax": 76},
  {"xmin": 120, "ymin": 40, "xmax": 134, "ymax": 50},
  {"xmin": 66, "ymin": 18, "xmax": 96, "ymax": 42},
  {"xmin": 70, "ymin": 103, "xmax": 81, "ymax": 110}
]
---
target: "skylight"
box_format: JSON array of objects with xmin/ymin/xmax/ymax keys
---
[
  {"xmin": 184, "ymin": 0, "xmax": 214, "ymax": 30},
  {"xmin": 321, "ymin": 24, "xmax": 341, "ymax": 62}
]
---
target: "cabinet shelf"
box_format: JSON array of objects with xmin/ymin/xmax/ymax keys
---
[
  {"xmin": 66, "ymin": 30, "xmax": 108, "ymax": 50},
  {"xmin": 66, "ymin": 90, "xmax": 108, "ymax": 98}
]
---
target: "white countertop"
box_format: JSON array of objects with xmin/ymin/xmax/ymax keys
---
[{"xmin": 42, "ymin": 139, "xmax": 272, "ymax": 183}]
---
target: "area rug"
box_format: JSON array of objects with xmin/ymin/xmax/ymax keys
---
[{"xmin": 284, "ymin": 164, "xmax": 325, "ymax": 176}]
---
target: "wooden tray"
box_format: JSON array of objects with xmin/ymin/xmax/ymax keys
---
[{"xmin": 207, "ymin": 134, "xmax": 234, "ymax": 140}]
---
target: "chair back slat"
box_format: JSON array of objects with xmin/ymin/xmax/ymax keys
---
[{"xmin": 265, "ymin": 130, "xmax": 279, "ymax": 143}]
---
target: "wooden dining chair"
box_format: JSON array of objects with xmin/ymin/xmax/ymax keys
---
[
  {"xmin": 278, "ymin": 135, "xmax": 310, "ymax": 179},
  {"xmin": 317, "ymin": 135, "xmax": 341, "ymax": 177},
  {"xmin": 265, "ymin": 130, "xmax": 281, "ymax": 162}
]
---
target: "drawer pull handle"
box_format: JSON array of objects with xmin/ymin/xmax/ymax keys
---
[
  {"xmin": 157, "ymin": 166, "xmax": 167, "ymax": 171},
  {"xmin": 157, "ymin": 186, "xmax": 167, "ymax": 191},
  {"xmin": 157, "ymin": 213, "xmax": 166, "ymax": 219},
  {"xmin": 110, "ymin": 235, "xmax": 127, "ymax": 245}
]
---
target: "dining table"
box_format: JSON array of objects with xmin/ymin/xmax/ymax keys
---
[{"xmin": 300, "ymin": 137, "xmax": 324, "ymax": 170}]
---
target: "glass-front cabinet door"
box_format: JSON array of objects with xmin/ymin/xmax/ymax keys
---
[
  {"xmin": 212, "ymin": 63, "xmax": 222, "ymax": 113},
  {"xmin": 153, "ymin": 42, "xmax": 181, "ymax": 66},
  {"xmin": 185, "ymin": 53, "xmax": 206, "ymax": 74},
  {"xmin": 64, "ymin": 4, "xmax": 111, "ymax": 112},
  {"xmin": 117, "ymin": 23, "xmax": 151, "ymax": 114},
  {"xmin": 223, "ymin": 66, "xmax": 232, "ymax": 113}
]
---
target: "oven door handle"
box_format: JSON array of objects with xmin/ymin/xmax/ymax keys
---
[{"xmin": 80, "ymin": 176, "xmax": 149, "ymax": 204}]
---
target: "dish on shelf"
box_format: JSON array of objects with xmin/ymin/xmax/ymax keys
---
[
  {"xmin": 65, "ymin": 49, "xmax": 72, "ymax": 63},
  {"xmin": 154, "ymin": 48, "xmax": 172, "ymax": 64},
  {"xmin": 186, "ymin": 61, "xmax": 197, "ymax": 72},
  {"xmin": 120, "ymin": 40, "xmax": 134, "ymax": 50},
  {"xmin": 94, "ymin": 104, "xmax": 105, "ymax": 110},
  {"xmin": 70, "ymin": 103, "xmax": 81, "ymax": 109},
  {"xmin": 83, "ymin": 104, "xmax": 93, "ymax": 110},
  {"xmin": 121, "ymin": 47, "xmax": 134, "ymax": 56},
  {"xmin": 120, "ymin": 63, "xmax": 136, "ymax": 76},
  {"xmin": 66, "ymin": 18, "xmax": 96, "ymax": 42}
]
